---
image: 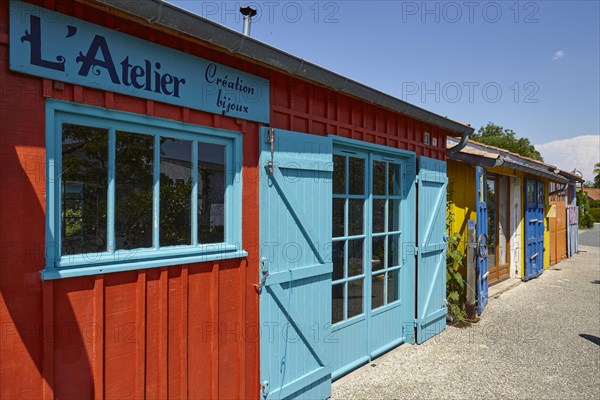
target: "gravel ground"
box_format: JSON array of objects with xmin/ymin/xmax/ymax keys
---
[{"xmin": 332, "ymin": 245, "xmax": 600, "ymax": 400}]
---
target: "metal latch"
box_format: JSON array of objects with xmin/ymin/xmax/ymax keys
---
[
  {"xmin": 255, "ymin": 257, "xmax": 270, "ymax": 292},
  {"xmin": 260, "ymin": 380, "xmax": 269, "ymax": 397},
  {"xmin": 266, "ymin": 128, "xmax": 275, "ymax": 173},
  {"xmin": 531, "ymin": 252, "xmax": 539, "ymax": 260}
]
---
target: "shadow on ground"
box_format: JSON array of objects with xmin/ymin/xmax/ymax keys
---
[{"xmin": 579, "ymin": 334, "xmax": 600, "ymax": 346}]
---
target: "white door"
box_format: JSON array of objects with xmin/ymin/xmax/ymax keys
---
[{"xmin": 509, "ymin": 176, "xmax": 522, "ymax": 279}]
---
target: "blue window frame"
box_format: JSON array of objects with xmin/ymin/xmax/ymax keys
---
[{"xmin": 43, "ymin": 100, "xmax": 244, "ymax": 279}]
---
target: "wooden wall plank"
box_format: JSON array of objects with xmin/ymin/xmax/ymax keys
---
[
  {"xmin": 104, "ymin": 273, "xmax": 138, "ymax": 399},
  {"xmin": 53, "ymin": 278, "xmax": 95, "ymax": 399},
  {"xmin": 181, "ymin": 266, "xmax": 189, "ymax": 398},
  {"xmin": 187, "ymin": 263, "xmax": 216, "ymax": 399},
  {"xmin": 42, "ymin": 281, "xmax": 54, "ymax": 400},
  {"xmin": 218, "ymin": 260, "xmax": 241, "ymax": 399},
  {"xmin": 135, "ymin": 272, "xmax": 146, "ymax": 400},
  {"xmin": 212, "ymin": 262, "xmax": 220, "ymax": 399},
  {"xmin": 93, "ymin": 276, "xmax": 104, "ymax": 400},
  {"xmin": 159, "ymin": 269, "xmax": 168, "ymax": 399},
  {"xmin": 145, "ymin": 269, "xmax": 160, "ymax": 399}
]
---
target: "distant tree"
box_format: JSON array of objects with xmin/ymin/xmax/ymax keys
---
[
  {"xmin": 471, "ymin": 123, "xmax": 544, "ymax": 161},
  {"xmin": 594, "ymin": 162, "xmax": 600, "ymax": 188}
]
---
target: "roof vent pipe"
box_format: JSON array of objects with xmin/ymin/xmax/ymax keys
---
[{"xmin": 240, "ymin": 7, "xmax": 257, "ymax": 36}]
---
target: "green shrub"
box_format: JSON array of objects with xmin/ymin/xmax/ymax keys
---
[
  {"xmin": 446, "ymin": 201, "xmax": 466, "ymax": 322},
  {"xmin": 589, "ymin": 208, "xmax": 600, "ymax": 223},
  {"xmin": 580, "ymin": 213, "xmax": 595, "ymax": 229},
  {"xmin": 577, "ymin": 190, "xmax": 594, "ymax": 228}
]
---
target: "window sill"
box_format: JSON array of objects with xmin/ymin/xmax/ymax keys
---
[{"xmin": 41, "ymin": 249, "xmax": 248, "ymax": 280}]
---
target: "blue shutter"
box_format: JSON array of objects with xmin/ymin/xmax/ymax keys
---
[
  {"xmin": 416, "ymin": 157, "xmax": 448, "ymax": 344},
  {"xmin": 259, "ymin": 127, "xmax": 333, "ymax": 400},
  {"xmin": 524, "ymin": 179, "xmax": 544, "ymax": 280},
  {"xmin": 536, "ymin": 182, "xmax": 545, "ymax": 276},
  {"xmin": 475, "ymin": 166, "xmax": 489, "ymax": 315}
]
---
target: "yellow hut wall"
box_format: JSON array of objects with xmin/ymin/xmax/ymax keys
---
[{"xmin": 447, "ymin": 160, "xmax": 476, "ymax": 255}]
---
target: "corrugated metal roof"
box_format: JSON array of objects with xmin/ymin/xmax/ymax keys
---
[{"xmin": 447, "ymin": 137, "xmax": 583, "ymax": 183}]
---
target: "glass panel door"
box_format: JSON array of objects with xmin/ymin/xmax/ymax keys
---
[
  {"xmin": 371, "ymin": 160, "xmax": 402, "ymax": 310},
  {"xmin": 332, "ymin": 154, "xmax": 366, "ymax": 324}
]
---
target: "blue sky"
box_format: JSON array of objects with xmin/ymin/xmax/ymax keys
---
[{"xmin": 170, "ymin": 1, "xmax": 600, "ymax": 179}]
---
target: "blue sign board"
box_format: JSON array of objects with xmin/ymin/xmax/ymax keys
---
[{"xmin": 9, "ymin": 0, "xmax": 270, "ymax": 123}]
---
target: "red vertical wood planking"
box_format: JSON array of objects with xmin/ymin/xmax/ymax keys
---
[
  {"xmin": 212, "ymin": 262, "xmax": 220, "ymax": 399},
  {"xmin": 239, "ymin": 258, "xmax": 247, "ymax": 400},
  {"xmin": 187, "ymin": 263, "xmax": 216, "ymax": 399},
  {"xmin": 93, "ymin": 276, "xmax": 104, "ymax": 400},
  {"xmin": 135, "ymin": 272, "xmax": 146, "ymax": 400},
  {"xmin": 104, "ymin": 273, "xmax": 138, "ymax": 399},
  {"xmin": 181, "ymin": 266, "xmax": 189, "ymax": 398},
  {"xmin": 42, "ymin": 281, "xmax": 54, "ymax": 400},
  {"xmin": 53, "ymin": 278, "xmax": 96, "ymax": 399},
  {"xmin": 145, "ymin": 269, "xmax": 161, "ymax": 399},
  {"xmin": 218, "ymin": 260, "xmax": 241, "ymax": 399},
  {"xmin": 159, "ymin": 269, "xmax": 168, "ymax": 399}
]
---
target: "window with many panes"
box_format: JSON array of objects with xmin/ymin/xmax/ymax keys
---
[
  {"xmin": 44, "ymin": 101, "xmax": 243, "ymax": 279},
  {"xmin": 370, "ymin": 158, "xmax": 402, "ymax": 310},
  {"xmin": 332, "ymin": 149, "xmax": 403, "ymax": 324}
]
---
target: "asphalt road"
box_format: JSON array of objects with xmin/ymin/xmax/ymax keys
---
[
  {"xmin": 579, "ymin": 223, "xmax": 600, "ymax": 247},
  {"xmin": 332, "ymin": 245, "xmax": 600, "ymax": 399}
]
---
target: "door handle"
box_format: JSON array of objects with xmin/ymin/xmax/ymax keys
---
[{"xmin": 477, "ymin": 233, "xmax": 488, "ymax": 258}]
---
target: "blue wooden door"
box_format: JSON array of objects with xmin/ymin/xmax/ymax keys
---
[
  {"xmin": 524, "ymin": 179, "xmax": 545, "ymax": 280},
  {"xmin": 475, "ymin": 166, "xmax": 489, "ymax": 315},
  {"xmin": 535, "ymin": 182, "xmax": 545, "ymax": 275},
  {"xmin": 416, "ymin": 157, "xmax": 448, "ymax": 344},
  {"xmin": 259, "ymin": 128, "xmax": 333, "ymax": 400}
]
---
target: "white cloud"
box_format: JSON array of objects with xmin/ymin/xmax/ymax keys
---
[
  {"xmin": 535, "ymin": 135, "xmax": 600, "ymax": 182},
  {"xmin": 552, "ymin": 50, "xmax": 565, "ymax": 60}
]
